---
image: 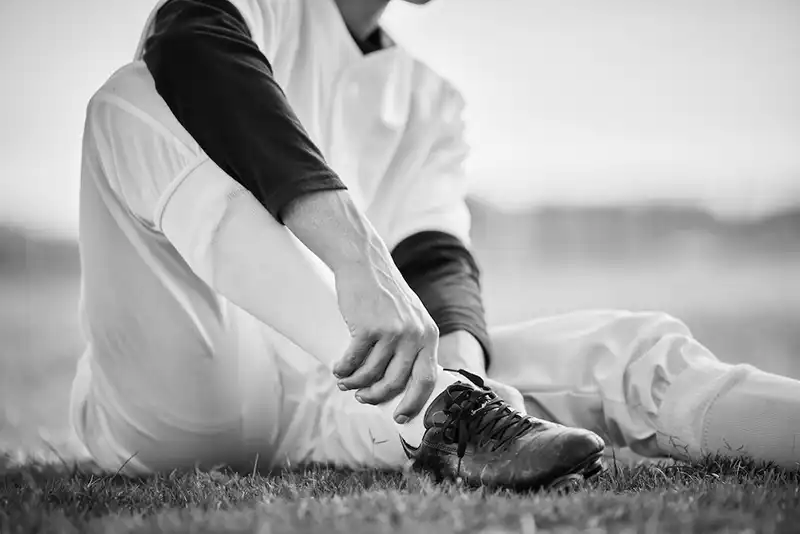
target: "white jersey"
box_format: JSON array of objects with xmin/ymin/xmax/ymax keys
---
[
  {"xmin": 133, "ymin": 0, "xmax": 472, "ymax": 248},
  {"xmin": 77, "ymin": 0, "xmax": 471, "ymax": 431}
]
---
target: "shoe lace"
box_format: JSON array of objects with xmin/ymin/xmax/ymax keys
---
[{"xmin": 441, "ymin": 369, "xmax": 535, "ymax": 474}]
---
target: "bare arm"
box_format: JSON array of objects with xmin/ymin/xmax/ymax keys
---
[
  {"xmin": 282, "ymin": 190, "xmax": 387, "ymax": 277},
  {"xmin": 283, "ymin": 190, "xmax": 440, "ymax": 422}
]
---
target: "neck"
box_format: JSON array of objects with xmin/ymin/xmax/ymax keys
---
[{"xmin": 334, "ymin": 0, "xmax": 391, "ymax": 41}]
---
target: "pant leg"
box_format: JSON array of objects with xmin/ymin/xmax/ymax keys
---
[
  {"xmin": 268, "ymin": 331, "xmax": 408, "ymax": 470},
  {"xmin": 487, "ymin": 310, "xmax": 800, "ymax": 469},
  {"xmin": 69, "ymin": 301, "xmax": 288, "ymax": 476},
  {"xmin": 69, "ymin": 301, "xmax": 409, "ymax": 475}
]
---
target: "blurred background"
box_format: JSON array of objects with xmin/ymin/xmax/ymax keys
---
[{"xmin": 1, "ymin": 0, "xmax": 799, "ymax": 459}]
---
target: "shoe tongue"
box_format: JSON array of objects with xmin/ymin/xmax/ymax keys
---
[{"xmin": 423, "ymin": 381, "xmax": 477, "ymax": 428}]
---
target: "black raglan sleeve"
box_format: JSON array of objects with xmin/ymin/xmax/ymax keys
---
[
  {"xmin": 392, "ymin": 231, "xmax": 492, "ymax": 370},
  {"xmin": 142, "ymin": 0, "xmax": 346, "ymax": 222}
]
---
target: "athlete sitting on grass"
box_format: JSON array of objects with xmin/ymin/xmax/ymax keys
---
[{"xmin": 71, "ymin": 0, "xmax": 800, "ymax": 491}]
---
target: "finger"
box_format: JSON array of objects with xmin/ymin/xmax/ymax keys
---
[
  {"xmin": 337, "ymin": 335, "xmax": 398, "ymax": 390},
  {"xmin": 394, "ymin": 340, "xmax": 439, "ymax": 422},
  {"xmin": 355, "ymin": 336, "xmax": 419, "ymax": 405},
  {"xmin": 333, "ymin": 334, "xmax": 376, "ymax": 379}
]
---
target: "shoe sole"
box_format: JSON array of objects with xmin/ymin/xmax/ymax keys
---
[{"xmin": 543, "ymin": 450, "xmax": 605, "ymax": 492}]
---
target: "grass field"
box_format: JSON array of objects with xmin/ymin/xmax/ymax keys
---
[
  {"xmin": 2, "ymin": 454, "xmax": 799, "ymax": 533},
  {"xmin": 2, "ymin": 215, "xmax": 800, "ymax": 533}
]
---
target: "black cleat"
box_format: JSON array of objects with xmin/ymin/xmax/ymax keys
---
[{"xmin": 401, "ymin": 369, "xmax": 605, "ymax": 492}]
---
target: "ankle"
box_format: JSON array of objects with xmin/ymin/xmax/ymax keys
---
[{"xmin": 394, "ymin": 369, "xmax": 460, "ymax": 447}]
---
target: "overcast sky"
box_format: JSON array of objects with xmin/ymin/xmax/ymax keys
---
[{"xmin": 2, "ymin": 0, "xmax": 799, "ymax": 236}]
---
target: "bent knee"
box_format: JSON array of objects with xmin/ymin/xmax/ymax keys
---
[{"xmin": 601, "ymin": 311, "xmax": 698, "ymax": 378}]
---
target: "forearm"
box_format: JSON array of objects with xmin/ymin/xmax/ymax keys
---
[
  {"xmin": 282, "ymin": 190, "xmax": 396, "ymax": 277},
  {"xmin": 283, "ymin": 195, "xmax": 485, "ymax": 377}
]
